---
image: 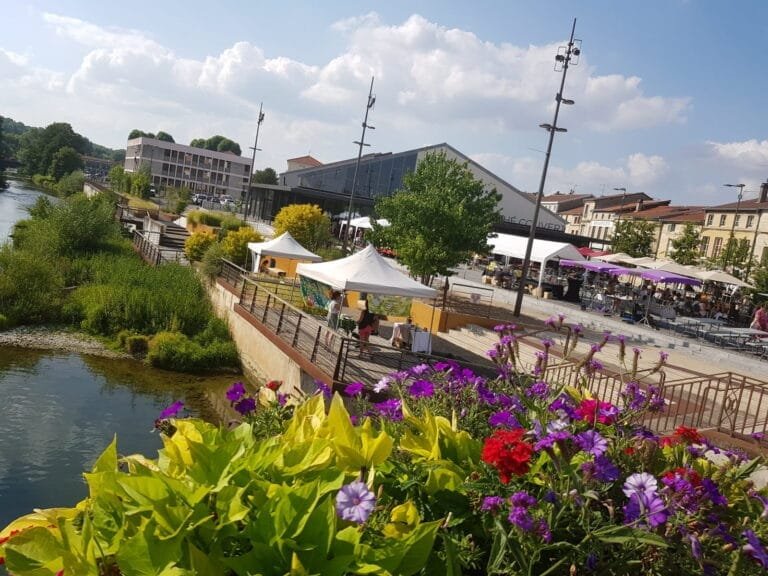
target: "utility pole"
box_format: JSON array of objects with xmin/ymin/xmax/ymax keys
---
[
  {"xmin": 342, "ymin": 76, "xmax": 376, "ymax": 254},
  {"xmin": 247, "ymin": 102, "xmax": 265, "ymax": 218},
  {"xmin": 723, "ymin": 183, "xmax": 745, "ymax": 272},
  {"xmin": 513, "ymin": 20, "xmax": 580, "ymax": 316}
]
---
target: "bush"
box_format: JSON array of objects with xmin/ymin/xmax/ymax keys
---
[
  {"xmin": 0, "ymin": 245, "xmax": 63, "ymax": 325},
  {"xmin": 221, "ymin": 226, "xmax": 262, "ymax": 267},
  {"xmin": 184, "ymin": 230, "xmax": 217, "ymax": 262},
  {"xmin": 0, "ymin": 313, "xmax": 9, "ymax": 330},
  {"xmin": 125, "ymin": 334, "xmax": 149, "ymax": 355},
  {"xmin": 55, "ymin": 170, "xmax": 85, "ymax": 197},
  {"xmin": 194, "ymin": 317, "xmax": 231, "ymax": 346},
  {"xmin": 220, "ymin": 214, "xmax": 245, "ymax": 233},
  {"xmin": 316, "ymin": 246, "xmax": 344, "ymax": 261},
  {"xmin": 200, "ymin": 242, "xmax": 226, "ymax": 281},
  {"xmin": 146, "ymin": 331, "xmax": 239, "ymax": 373}
]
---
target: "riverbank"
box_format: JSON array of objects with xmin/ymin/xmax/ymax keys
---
[{"xmin": 0, "ymin": 325, "xmax": 129, "ymax": 359}]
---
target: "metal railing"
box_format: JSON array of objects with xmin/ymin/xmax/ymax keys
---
[{"xmin": 132, "ymin": 230, "xmax": 186, "ymax": 266}]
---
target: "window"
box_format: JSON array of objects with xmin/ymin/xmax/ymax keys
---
[
  {"xmin": 747, "ymin": 215, "xmax": 755, "ymax": 228},
  {"xmin": 712, "ymin": 237, "xmax": 723, "ymax": 258},
  {"xmin": 699, "ymin": 236, "xmax": 709, "ymax": 255},
  {"xmin": 734, "ymin": 214, "xmax": 741, "ymax": 227},
  {"xmin": 706, "ymin": 214, "xmax": 713, "ymax": 226},
  {"xmin": 668, "ymin": 223, "xmax": 676, "ymax": 232},
  {"xmin": 719, "ymin": 215, "xmax": 727, "ymax": 226}
]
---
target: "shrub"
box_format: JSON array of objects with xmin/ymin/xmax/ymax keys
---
[
  {"xmin": 0, "ymin": 313, "xmax": 9, "ymax": 330},
  {"xmin": 220, "ymin": 214, "xmax": 245, "ymax": 233},
  {"xmin": 194, "ymin": 317, "xmax": 231, "ymax": 346},
  {"xmin": 221, "ymin": 226, "xmax": 262, "ymax": 267},
  {"xmin": 200, "ymin": 242, "xmax": 226, "ymax": 281},
  {"xmin": 146, "ymin": 331, "xmax": 239, "ymax": 373},
  {"xmin": 0, "ymin": 245, "xmax": 63, "ymax": 325},
  {"xmin": 184, "ymin": 230, "xmax": 217, "ymax": 262},
  {"xmin": 55, "ymin": 170, "xmax": 85, "ymax": 197},
  {"xmin": 125, "ymin": 334, "xmax": 149, "ymax": 355}
]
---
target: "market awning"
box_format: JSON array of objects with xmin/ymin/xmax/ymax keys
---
[
  {"xmin": 488, "ymin": 234, "xmax": 584, "ymax": 287},
  {"xmin": 559, "ymin": 259, "xmax": 622, "ymax": 273}
]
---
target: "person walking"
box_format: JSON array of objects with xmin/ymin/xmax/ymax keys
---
[
  {"xmin": 356, "ymin": 301, "xmax": 378, "ymax": 356},
  {"xmin": 325, "ymin": 291, "xmax": 342, "ymax": 347}
]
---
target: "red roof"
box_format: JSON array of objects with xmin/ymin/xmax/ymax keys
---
[
  {"xmin": 561, "ymin": 206, "xmax": 584, "ymax": 216},
  {"xmin": 286, "ymin": 155, "xmax": 323, "ymax": 167},
  {"xmin": 578, "ymin": 247, "xmax": 610, "ymax": 257}
]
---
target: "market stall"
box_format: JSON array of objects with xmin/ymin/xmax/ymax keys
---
[
  {"xmin": 487, "ymin": 234, "xmax": 584, "ymax": 288},
  {"xmin": 247, "ymin": 232, "xmax": 323, "ymax": 277}
]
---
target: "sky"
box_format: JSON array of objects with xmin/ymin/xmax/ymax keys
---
[{"xmin": 3, "ymin": 1, "xmax": 768, "ymax": 206}]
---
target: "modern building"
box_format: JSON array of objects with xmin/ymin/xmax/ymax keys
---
[
  {"xmin": 700, "ymin": 182, "xmax": 768, "ymax": 271},
  {"xmin": 124, "ymin": 137, "xmax": 252, "ymax": 198},
  {"xmin": 257, "ymin": 143, "xmax": 565, "ymax": 230}
]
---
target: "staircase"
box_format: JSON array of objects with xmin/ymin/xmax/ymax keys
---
[{"xmin": 158, "ymin": 222, "xmax": 190, "ymax": 265}]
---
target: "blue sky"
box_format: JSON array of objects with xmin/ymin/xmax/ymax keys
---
[{"xmin": 3, "ymin": 1, "xmax": 768, "ymax": 205}]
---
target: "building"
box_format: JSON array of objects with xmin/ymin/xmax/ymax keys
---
[
  {"xmin": 124, "ymin": 137, "xmax": 252, "ymax": 198},
  {"xmin": 260, "ymin": 143, "xmax": 565, "ymax": 230},
  {"xmin": 653, "ymin": 209, "xmax": 706, "ymax": 260},
  {"xmin": 700, "ymin": 182, "xmax": 768, "ymax": 270},
  {"xmin": 540, "ymin": 191, "xmax": 594, "ymax": 215},
  {"xmin": 564, "ymin": 192, "xmax": 653, "ymax": 241}
]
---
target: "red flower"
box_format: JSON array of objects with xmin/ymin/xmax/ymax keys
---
[
  {"xmin": 266, "ymin": 380, "xmax": 282, "ymax": 391},
  {"xmin": 575, "ymin": 399, "xmax": 619, "ymax": 425},
  {"xmin": 663, "ymin": 466, "xmax": 702, "ymax": 487},
  {"xmin": 624, "ymin": 446, "xmax": 636, "ymax": 456},
  {"xmin": 481, "ymin": 428, "xmax": 534, "ymax": 483},
  {"xmin": 673, "ymin": 426, "xmax": 702, "ymax": 444}
]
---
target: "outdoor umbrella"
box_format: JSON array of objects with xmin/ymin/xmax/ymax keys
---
[
  {"xmin": 559, "ymin": 259, "xmax": 622, "ymax": 273},
  {"xmin": 639, "ymin": 269, "xmax": 701, "ymax": 285},
  {"xmin": 696, "ymin": 269, "xmax": 753, "ymax": 288},
  {"xmin": 596, "ymin": 252, "xmax": 633, "ymax": 263}
]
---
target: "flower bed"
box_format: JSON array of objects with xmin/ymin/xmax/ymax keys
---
[{"xmin": 2, "ymin": 324, "xmax": 768, "ymax": 575}]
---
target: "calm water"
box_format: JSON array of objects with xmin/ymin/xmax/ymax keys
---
[
  {"xmin": 0, "ymin": 348, "xmax": 235, "ymax": 531},
  {"xmin": 0, "ymin": 178, "xmax": 52, "ymax": 242}
]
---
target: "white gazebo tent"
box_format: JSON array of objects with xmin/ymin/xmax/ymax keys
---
[
  {"xmin": 247, "ymin": 231, "xmax": 323, "ymax": 273},
  {"xmin": 696, "ymin": 269, "xmax": 753, "ymax": 288},
  {"xmin": 296, "ymin": 244, "xmax": 437, "ymax": 299},
  {"xmin": 339, "ymin": 216, "xmax": 390, "ymax": 240},
  {"xmin": 487, "ymin": 234, "xmax": 584, "ymax": 288}
]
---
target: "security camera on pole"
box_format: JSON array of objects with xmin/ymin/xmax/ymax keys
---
[{"xmin": 513, "ymin": 19, "xmax": 581, "ymax": 317}]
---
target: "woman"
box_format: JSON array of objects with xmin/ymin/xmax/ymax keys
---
[
  {"xmin": 357, "ymin": 301, "xmax": 378, "ymax": 356},
  {"xmin": 750, "ymin": 303, "xmax": 768, "ymax": 332},
  {"xmin": 325, "ymin": 291, "xmax": 342, "ymax": 347}
]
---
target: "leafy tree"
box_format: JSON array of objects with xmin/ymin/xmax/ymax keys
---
[
  {"xmin": 130, "ymin": 166, "xmax": 152, "ymax": 199},
  {"xmin": 128, "ymin": 129, "xmax": 155, "ymax": 140},
  {"xmin": 221, "ymin": 226, "xmax": 263, "ymax": 267},
  {"xmin": 165, "ymin": 186, "xmax": 192, "ymax": 214},
  {"xmin": 184, "ymin": 231, "xmax": 217, "ymax": 262},
  {"xmin": 56, "ymin": 170, "xmax": 85, "ymax": 197},
  {"xmin": 670, "ymin": 223, "xmax": 701, "ymax": 265},
  {"xmin": 273, "ymin": 204, "xmax": 331, "ymax": 252},
  {"xmin": 155, "ymin": 131, "xmax": 175, "ymax": 143},
  {"xmin": 717, "ymin": 237, "xmax": 751, "ymax": 274},
  {"xmin": 371, "ymin": 152, "xmax": 501, "ymax": 284},
  {"xmin": 752, "ymin": 255, "xmax": 768, "ymax": 294},
  {"xmin": 253, "ymin": 167, "xmax": 278, "ymax": 185},
  {"xmin": 610, "ymin": 220, "xmax": 656, "ymax": 257},
  {"xmin": 189, "ymin": 135, "xmax": 242, "ymax": 156},
  {"xmin": 190, "ymin": 138, "xmax": 207, "ymax": 148},
  {"xmin": 27, "ymin": 196, "xmax": 54, "ymax": 220},
  {"xmin": 216, "ymin": 138, "xmax": 241, "ymax": 156},
  {"xmin": 108, "ymin": 165, "xmax": 126, "ymax": 192},
  {"xmin": 18, "ymin": 122, "xmax": 89, "ymax": 176},
  {"xmin": 49, "ymin": 146, "xmax": 84, "ymax": 180}
]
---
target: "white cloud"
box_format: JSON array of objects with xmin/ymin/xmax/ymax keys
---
[
  {"xmin": 708, "ymin": 139, "xmax": 768, "ymax": 168},
  {"xmin": 626, "ymin": 153, "xmax": 668, "ymax": 187}
]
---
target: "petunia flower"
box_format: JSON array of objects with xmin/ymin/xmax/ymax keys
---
[
  {"xmin": 335, "ymin": 481, "xmax": 376, "ymax": 524},
  {"xmin": 226, "ymin": 382, "xmax": 246, "ymax": 403},
  {"xmin": 158, "ymin": 400, "xmax": 184, "ymax": 419},
  {"xmin": 575, "ymin": 430, "xmax": 608, "ymax": 457},
  {"xmin": 743, "ymin": 530, "xmax": 768, "ymax": 569},
  {"xmin": 345, "ymin": 381, "xmax": 364, "ymax": 396},
  {"xmin": 408, "ymin": 379, "xmax": 435, "ymax": 398},
  {"xmin": 623, "ymin": 472, "xmax": 658, "ymax": 499},
  {"xmin": 234, "ymin": 397, "xmax": 256, "ymax": 416}
]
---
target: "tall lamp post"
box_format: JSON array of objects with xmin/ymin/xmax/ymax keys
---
[
  {"xmin": 246, "ymin": 103, "xmax": 265, "ymax": 218},
  {"xmin": 342, "ymin": 76, "xmax": 376, "ymax": 254},
  {"xmin": 513, "ymin": 20, "xmax": 581, "ymax": 317},
  {"xmin": 723, "ymin": 183, "xmax": 745, "ymax": 271}
]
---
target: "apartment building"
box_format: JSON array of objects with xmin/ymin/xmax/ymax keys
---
[
  {"xmin": 540, "ymin": 192, "xmax": 594, "ymax": 215},
  {"xmin": 564, "ymin": 192, "xmax": 653, "ymax": 242},
  {"xmin": 653, "ymin": 209, "xmax": 706, "ymax": 259},
  {"xmin": 700, "ymin": 182, "xmax": 768, "ymax": 266},
  {"xmin": 124, "ymin": 137, "xmax": 252, "ymax": 198}
]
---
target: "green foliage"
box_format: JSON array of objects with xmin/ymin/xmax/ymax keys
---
[
  {"xmin": 751, "ymin": 255, "xmax": 768, "ymax": 294},
  {"xmin": 184, "ymin": 231, "xmax": 217, "ymax": 262},
  {"xmin": 670, "ymin": 223, "xmax": 702, "ymax": 265},
  {"xmin": 155, "ymin": 131, "xmax": 175, "ymax": 143},
  {"xmin": 128, "ymin": 129, "xmax": 155, "ymax": 139},
  {"xmin": 49, "ymin": 146, "xmax": 83, "ymax": 180},
  {"xmin": 220, "ymin": 214, "xmax": 245, "ymax": 233},
  {"xmin": 31, "ymin": 174, "xmax": 55, "ymax": 189},
  {"xmin": 147, "ymin": 330, "xmax": 239, "ymax": 372},
  {"xmin": 125, "ymin": 334, "xmax": 149, "ymax": 355},
  {"xmin": 107, "ymin": 165, "xmax": 129, "ymax": 193},
  {"xmin": 189, "ymin": 135, "xmax": 242, "ymax": 156},
  {"xmin": 716, "ymin": 237, "xmax": 751, "ymax": 274},
  {"xmin": 253, "ymin": 167, "xmax": 278, "ymax": 185},
  {"xmin": 55, "ymin": 170, "xmax": 85, "ymax": 197},
  {"xmin": 200, "ymin": 242, "xmax": 226, "ymax": 281},
  {"xmin": 0, "ymin": 313, "xmax": 9, "ymax": 330},
  {"xmin": 316, "ymin": 246, "xmax": 345, "ymax": 261},
  {"xmin": 273, "ymin": 204, "xmax": 331, "ymax": 251},
  {"xmin": 0, "ymin": 244, "xmax": 64, "ymax": 325},
  {"xmin": 221, "ymin": 226, "xmax": 263, "ymax": 267},
  {"xmin": 27, "ymin": 196, "xmax": 54, "ymax": 219},
  {"xmin": 371, "ymin": 152, "xmax": 501, "ymax": 284},
  {"xmin": 130, "ymin": 165, "xmax": 152, "ymax": 199},
  {"xmin": 17, "ymin": 122, "xmax": 89, "ymax": 176},
  {"xmin": 187, "ymin": 210, "xmax": 227, "ymax": 228},
  {"xmin": 611, "ymin": 220, "xmax": 657, "ymax": 257},
  {"xmin": 165, "ymin": 186, "xmax": 191, "ymax": 214}
]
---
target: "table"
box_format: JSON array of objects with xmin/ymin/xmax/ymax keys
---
[
  {"xmin": 412, "ymin": 330, "xmax": 432, "ymax": 354},
  {"xmin": 390, "ymin": 323, "xmax": 431, "ymax": 353}
]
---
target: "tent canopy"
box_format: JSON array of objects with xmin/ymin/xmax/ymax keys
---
[
  {"xmin": 639, "ymin": 269, "xmax": 701, "ymax": 285},
  {"xmin": 488, "ymin": 234, "xmax": 584, "ymax": 287},
  {"xmin": 648, "ymin": 260, "xmax": 702, "ymax": 279},
  {"xmin": 559, "ymin": 259, "xmax": 621, "ymax": 273},
  {"xmin": 296, "ymin": 244, "xmax": 437, "ymax": 299},
  {"xmin": 247, "ymin": 232, "xmax": 322, "ymax": 271},
  {"xmin": 596, "ymin": 252, "xmax": 633, "ymax": 263},
  {"xmin": 347, "ymin": 216, "xmax": 390, "ymax": 230},
  {"xmin": 696, "ymin": 269, "xmax": 753, "ymax": 288}
]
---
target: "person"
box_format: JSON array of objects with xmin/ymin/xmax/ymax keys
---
[
  {"xmin": 392, "ymin": 317, "xmax": 413, "ymax": 349},
  {"xmin": 325, "ymin": 291, "xmax": 342, "ymax": 347},
  {"xmin": 750, "ymin": 303, "xmax": 768, "ymax": 332},
  {"xmin": 259, "ymin": 258, "xmax": 270, "ymax": 274},
  {"xmin": 357, "ymin": 301, "xmax": 378, "ymax": 355}
]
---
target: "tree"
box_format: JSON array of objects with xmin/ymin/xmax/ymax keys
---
[
  {"xmin": 216, "ymin": 138, "xmax": 241, "ymax": 156},
  {"xmin": 717, "ymin": 237, "xmax": 751, "ymax": 275},
  {"xmin": 128, "ymin": 129, "xmax": 155, "ymax": 140},
  {"xmin": 108, "ymin": 165, "xmax": 126, "ymax": 192},
  {"xmin": 155, "ymin": 131, "xmax": 175, "ymax": 143},
  {"xmin": 752, "ymin": 255, "xmax": 768, "ymax": 295},
  {"xmin": 49, "ymin": 146, "xmax": 84, "ymax": 180},
  {"xmin": 131, "ymin": 166, "xmax": 152, "ymax": 198},
  {"xmin": 370, "ymin": 152, "xmax": 501, "ymax": 284},
  {"xmin": 18, "ymin": 122, "xmax": 88, "ymax": 176},
  {"xmin": 189, "ymin": 135, "xmax": 242, "ymax": 156},
  {"xmin": 185, "ymin": 231, "xmax": 217, "ymax": 262},
  {"xmin": 221, "ymin": 226, "xmax": 263, "ymax": 267},
  {"xmin": 670, "ymin": 223, "xmax": 701, "ymax": 265},
  {"xmin": 610, "ymin": 220, "xmax": 656, "ymax": 258},
  {"xmin": 166, "ymin": 186, "xmax": 192, "ymax": 214},
  {"xmin": 0, "ymin": 115, "xmax": 6, "ymax": 189},
  {"xmin": 273, "ymin": 204, "xmax": 331, "ymax": 252},
  {"xmin": 190, "ymin": 138, "xmax": 207, "ymax": 148},
  {"xmin": 253, "ymin": 167, "xmax": 278, "ymax": 185},
  {"xmin": 56, "ymin": 170, "xmax": 85, "ymax": 197}
]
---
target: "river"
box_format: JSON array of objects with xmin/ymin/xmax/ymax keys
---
[{"xmin": 0, "ymin": 177, "xmax": 50, "ymax": 242}]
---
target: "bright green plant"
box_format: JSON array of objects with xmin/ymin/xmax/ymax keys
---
[
  {"xmin": 221, "ymin": 226, "xmax": 262, "ymax": 267},
  {"xmin": 147, "ymin": 330, "xmax": 239, "ymax": 373},
  {"xmin": 184, "ymin": 230, "xmax": 217, "ymax": 262}
]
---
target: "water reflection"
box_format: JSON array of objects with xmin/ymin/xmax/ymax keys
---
[{"xmin": 0, "ymin": 347, "xmax": 236, "ymax": 530}]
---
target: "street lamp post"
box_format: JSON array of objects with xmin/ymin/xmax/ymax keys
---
[
  {"xmin": 246, "ymin": 102, "xmax": 265, "ymax": 218},
  {"xmin": 342, "ymin": 76, "xmax": 376, "ymax": 254},
  {"xmin": 723, "ymin": 183, "xmax": 745, "ymax": 271},
  {"xmin": 513, "ymin": 20, "xmax": 581, "ymax": 317}
]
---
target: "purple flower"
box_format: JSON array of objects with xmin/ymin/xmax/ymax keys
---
[
  {"xmin": 572, "ymin": 323, "xmax": 583, "ymax": 334},
  {"xmin": 493, "ymin": 324, "xmax": 507, "ymax": 332},
  {"xmin": 549, "ymin": 394, "xmax": 577, "ymax": 420},
  {"xmin": 586, "ymin": 359, "xmax": 604, "ymax": 373},
  {"xmin": 541, "ymin": 338, "xmax": 554, "ymax": 348},
  {"xmin": 701, "ymin": 478, "xmax": 728, "ymax": 507},
  {"xmin": 226, "ymin": 382, "xmax": 246, "ymax": 403},
  {"xmin": 277, "ymin": 393, "xmax": 288, "ymax": 406},
  {"xmin": 527, "ymin": 380, "xmax": 550, "ymax": 399},
  {"xmin": 575, "ymin": 430, "xmax": 608, "ymax": 457},
  {"xmin": 659, "ymin": 351, "xmax": 669, "ymax": 362},
  {"xmin": 487, "ymin": 348, "xmax": 500, "ymax": 359},
  {"xmin": 409, "ymin": 363, "xmax": 431, "ymax": 376},
  {"xmin": 535, "ymin": 430, "xmax": 571, "ymax": 451},
  {"xmin": 623, "ymin": 472, "xmax": 658, "ymax": 498},
  {"xmin": 373, "ymin": 398, "xmax": 403, "ymax": 421},
  {"xmin": 315, "ymin": 380, "xmax": 332, "ymax": 399},
  {"xmin": 234, "ymin": 397, "xmax": 256, "ymax": 415},
  {"xmin": 336, "ymin": 481, "xmax": 376, "ymax": 524},
  {"xmin": 593, "ymin": 455, "xmax": 620, "ymax": 482},
  {"xmin": 585, "ymin": 553, "xmax": 598, "ymax": 572},
  {"xmin": 345, "ymin": 382, "xmax": 364, "ymax": 397},
  {"xmin": 545, "ymin": 317, "xmax": 557, "ymax": 328},
  {"xmin": 743, "ymin": 530, "xmax": 768, "ymax": 569},
  {"xmin": 408, "ymin": 379, "xmax": 435, "ymax": 398},
  {"xmin": 159, "ymin": 400, "xmax": 184, "ymax": 419},
  {"xmin": 373, "ymin": 376, "xmax": 391, "ymax": 393},
  {"xmin": 508, "ymin": 506, "xmax": 535, "ymax": 532},
  {"xmin": 481, "ymin": 496, "xmax": 505, "ymax": 512},
  {"xmin": 543, "ymin": 490, "xmax": 559, "ymax": 504},
  {"xmin": 623, "ymin": 493, "xmax": 668, "ymax": 528},
  {"xmin": 510, "ymin": 491, "xmax": 537, "ymax": 508},
  {"xmin": 500, "ymin": 335, "xmax": 515, "ymax": 346},
  {"xmin": 689, "ymin": 534, "xmax": 702, "ymax": 562},
  {"xmin": 489, "ymin": 410, "xmax": 520, "ymax": 428}
]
